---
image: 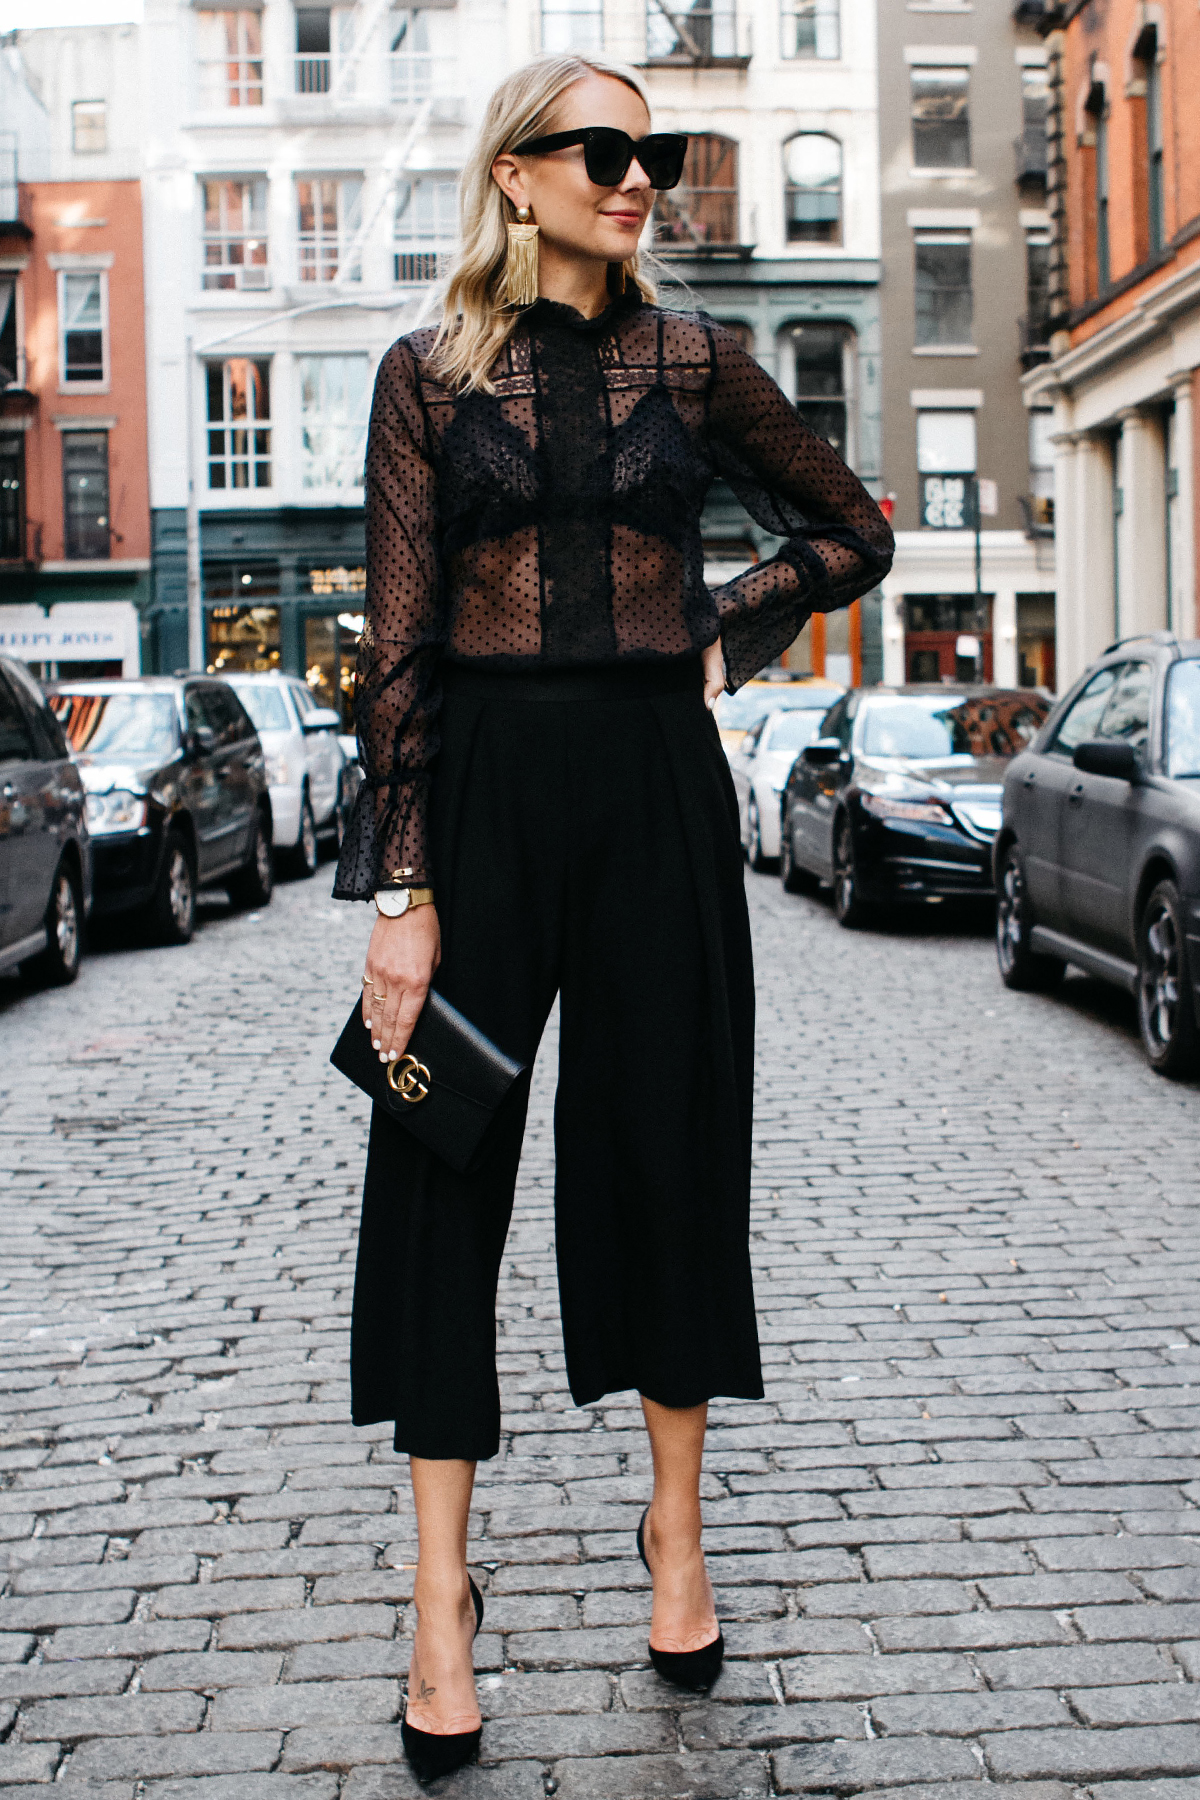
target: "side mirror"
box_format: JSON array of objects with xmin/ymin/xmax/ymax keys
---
[
  {"xmin": 803, "ymin": 737, "xmax": 843, "ymax": 767},
  {"xmin": 1073, "ymin": 738, "xmax": 1140, "ymax": 781},
  {"xmin": 190, "ymin": 725, "xmax": 217, "ymax": 754},
  {"xmin": 302, "ymin": 707, "xmax": 342, "ymax": 734}
]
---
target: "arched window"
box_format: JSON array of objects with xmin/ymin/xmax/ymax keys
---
[
  {"xmin": 783, "ymin": 134, "xmax": 841, "ymax": 245},
  {"xmin": 1084, "ymin": 78, "xmax": 1110, "ymax": 295},
  {"xmin": 1134, "ymin": 25, "xmax": 1164, "ymax": 254},
  {"xmin": 654, "ymin": 134, "xmax": 739, "ymax": 249}
]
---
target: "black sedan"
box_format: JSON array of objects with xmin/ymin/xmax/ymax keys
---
[
  {"xmin": 0, "ymin": 654, "xmax": 90, "ymax": 985},
  {"xmin": 995, "ymin": 633, "xmax": 1200, "ymax": 1077},
  {"xmin": 780, "ymin": 684, "xmax": 1050, "ymax": 927},
  {"xmin": 48, "ymin": 677, "xmax": 273, "ymax": 945}
]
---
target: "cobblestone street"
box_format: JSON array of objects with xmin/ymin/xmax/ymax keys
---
[{"xmin": 3, "ymin": 861, "xmax": 1200, "ymax": 1800}]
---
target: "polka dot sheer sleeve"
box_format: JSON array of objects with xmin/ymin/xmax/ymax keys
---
[
  {"xmin": 703, "ymin": 324, "xmax": 895, "ymax": 692},
  {"xmin": 334, "ymin": 340, "xmax": 443, "ymax": 898}
]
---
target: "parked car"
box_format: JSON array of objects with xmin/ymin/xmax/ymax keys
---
[
  {"xmin": 995, "ymin": 633, "xmax": 1200, "ymax": 1077},
  {"xmin": 47, "ymin": 676, "xmax": 273, "ymax": 945},
  {"xmin": 223, "ymin": 673, "xmax": 348, "ymax": 878},
  {"xmin": 0, "ymin": 654, "xmax": 91, "ymax": 985},
  {"xmin": 715, "ymin": 675, "xmax": 844, "ymax": 753},
  {"xmin": 780, "ymin": 684, "xmax": 1050, "ymax": 927},
  {"xmin": 730, "ymin": 702, "xmax": 841, "ymax": 869}
]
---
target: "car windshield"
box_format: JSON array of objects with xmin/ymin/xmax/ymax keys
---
[
  {"xmin": 861, "ymin": 693, "xmax": 1049, "ymax": 761},
  {"xmin": 50, "ymin": 690, "xmax": 179, "ymax": 760},
  {"xmin": 717, "ymin": 686, "xmax": 837, "ymax": 730},
  {"xmin": 232, "ymin": 685, "xmax": 292, "ymax": 733},
  {"xmin": 764, "ymin": 710, "xmax": 826, "ymax": 752},
  {"xmin": 1167, "ymin": 661, "xmax": 1200, "ymax": 778}
]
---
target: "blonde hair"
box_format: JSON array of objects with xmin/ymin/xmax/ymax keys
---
[{"xmin": 429, "ymin": 54, "xmax": 658, "ymax": 394}]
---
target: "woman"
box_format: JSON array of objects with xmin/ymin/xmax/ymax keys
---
[{"xmin": 334, "ymin": 51, "xmax": 892, "ymax": 1781}]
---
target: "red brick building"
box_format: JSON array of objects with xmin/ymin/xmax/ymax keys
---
[{"xmin": 1026, "ymin": 0, "xmax": 1200, "ymax": 688}]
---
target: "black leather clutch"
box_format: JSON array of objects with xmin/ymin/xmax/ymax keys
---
[{"xmin": 330, "ymin": 992, "xmax": 526, "ymax": 1175}]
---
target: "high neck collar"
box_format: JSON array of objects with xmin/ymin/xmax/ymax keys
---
[{"xmin": 522, "ymin": 284, "xmax": 643, "ymax": 335}]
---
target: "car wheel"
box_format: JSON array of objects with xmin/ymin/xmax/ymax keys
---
[
  {"xmin": 147, "ymin": 831, "xmax": 196, "ymax": 947},
  {"xmin": 284, "ymin": 794, "xmax": 318, "ymax": 880},
  {"xmin": 995, "ymin": 843, "xmax": 1064, "ymax": 992},
  {"xmin": 747, "ymin": 796, "xmax": 768, "ymax": 872},
  {"xmin": 832, "ymin": 814, "xmax": 869, "ymax": 929},
  {"xmin": 22, "ymin": 861, "xmax": 83, "ymax": 986},
  {"xmin": 1137, "ymin": 879, "xmax": 1199, "ymax": 1078},
  {"xmin": 780, "ymin": 809, "xmax": 813, "ymax": 895},
  {"xmin": 229, "ymin": 809, "xmax": 274, "ymax": 910}
]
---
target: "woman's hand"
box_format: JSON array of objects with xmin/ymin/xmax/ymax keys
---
[
  {"xmin": 702, "ymin": 638, "xmax": 726, "ymax": 711},
  {"xmin": 362, "ymin": 906, "xmax": 442, "ymax": 1063}
]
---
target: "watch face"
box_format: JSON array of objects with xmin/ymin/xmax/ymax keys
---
[{"xmin": 377, "ymin": 889, "xmax": 411, "ymax": 918}]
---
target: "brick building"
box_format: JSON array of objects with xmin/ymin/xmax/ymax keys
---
[
  {"xmin": 1026, "ymin": 0, "xmax": 1200, "ymax": 688},
  {"xmin": 0, "ymin": 26, "xmax": 149, "ymax": 678}
]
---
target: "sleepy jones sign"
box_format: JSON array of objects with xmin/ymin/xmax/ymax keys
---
[{"xmin": 0, "ymin": 603, "xmax": 138, "ymax": 669}]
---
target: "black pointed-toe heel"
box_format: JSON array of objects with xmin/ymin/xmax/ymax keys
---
[
  {"xmin": 400, "ymin": 1575, "xmax": 485, "ymax": 1783},
  {"xmin": 636, "ymin": 1507, "xmax": 725, "ymax": 1692}
]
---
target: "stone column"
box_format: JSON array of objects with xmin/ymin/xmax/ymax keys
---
[
  {"xmin": 992, "ymin": 589, "xmax": 1018, "ymax": 687},
  {"xmin": 881, "ymin": 582, "xmax": 905, "ymax": 686},
  {"xmin": 1116, "ymin": 407, "xmax": 1168, "ymax": 639},
  {"xmin": 1075, "ymin": 433, "xmax": 1118, "ymax": 674},
  {"xmin": 1051, "ymin": 429, "xmax": 1081, "ymax": 690},
  {"xmin": 1170, "ymin": 374, "xmax": 1197, "ymax": 640}
]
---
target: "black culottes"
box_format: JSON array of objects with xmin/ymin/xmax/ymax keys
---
[{"xmin": 350, "ymin": 656, "xmax": 763, "ymax": 1461}]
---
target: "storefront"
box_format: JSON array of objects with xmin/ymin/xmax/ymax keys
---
[{"xmin": 148, "ymin": 507, "xmax": 366, "ymax": 728}]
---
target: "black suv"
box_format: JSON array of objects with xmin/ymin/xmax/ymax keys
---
[
  {"xmin": 47, "ymin": 677, "xmax": 273, "ymax": 945},
  {"xmin": 995, "ymin": 633, "xmax": 1200, "ymax": 1076},
  {"xmin": 0, "ymin": 654, "xmax": 91, "ymax": 986}
]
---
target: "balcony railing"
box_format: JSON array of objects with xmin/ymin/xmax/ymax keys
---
[
  {"xmin": 393, "ymin": 245, "xmax": 455, "ymax": 285},
  {"xmin": 294, "ymin": 54, "xmax": 335, "ymax": 95},
  {"xmin": 1018, "ymin": 314, "xmax": 1052, "ymax": 368},
  {"xmin": 644, "ymin": 0, "xmax": 749, "ymax": 65}
]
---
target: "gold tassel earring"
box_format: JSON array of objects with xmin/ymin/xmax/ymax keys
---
[{"xmin": 504, "ymin": 205, "xmax": 539, "ymax": 307}]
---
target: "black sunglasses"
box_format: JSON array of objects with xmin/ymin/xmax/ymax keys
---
[{"xmin": 510, "ymin": 127, "xmax": 689, "ymax": 191}]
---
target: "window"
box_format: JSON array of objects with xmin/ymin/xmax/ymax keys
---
[
  {"xmin": 1017, "ymin": 65, "xmax": 1048, "ymax": 181},
  {"xmin": 389, "ymin": 9, "xmax": 432, "ymax": 103},
  {"xmin": 202, "ymin": 178, "xmax": 269, "ymax": 290},
  {"xmin": 297, "ymin": 177, "xmax": 363, "ymax": 282},
  {"xmin": 206, "ymin": 359, "xmax": 271, "ymax": 489},
  {"xmin": 1144, "ymin": 37, "xmax": 1164, "ymax": 254},
  {"xmin": 783, "ymin": 133, "xmax": 841, "ymax": 245},
  {"xmin": 71, "ymin": 101, "xmax": 107, "ymax": 154},
  {"xmin": 914, "ymin": 232, "xmax": 973, "ymax": 347},
  {"xmin": 781, "ymin": 0, "xmax": 838, "ymax": 59},
  {"xmin": 646, "ymin": 0, "xmax": 737, "ymax": 63},
  {"xmin": 196, "ymin": 11, "xmax": 264, "ymax": 108},
  {"xmin": 0, "ymin": 434, "xmax": 24, "ymax": 560},
  {"xmin": 654, "ymin": 135, "xmax": 739, "ymax": 249},
  {"xmin": 1051, "ymin": 662, "xmax": 1151, "ymax": 758},
  {"xmin": 917, "ymin": 409, "xmax": 975, "ymax": 529},
  {"xmin": 62, "ymin": 431, "xmax": 110, "ymax": 559},
  {"xmin": 1094, "ymin": 99, "xmax": 1111, "ymax": 292},
  {"xmin": 783, "ymin": 323, "xmax": 849, "ymax": 460},
  {"xmin": 296, "ymin": 5, "xmax": 332, "ymax": 91},
  {"xmin": 394, "ymin": 176, "xmax": 458, "ymax": 283},
  {"xmin": 0, "ymin": 276, "xmax": 19, "ymax": 387},
  {"xmin": 58, "ymin": 272, "xmax": 106, "ymax": 385},
  {"xmin": 1049, "ymin": 665, "xmax": 1115, "ymax": 755},
  {"xmin": 298, "ymin": 355, "xmax": 369, "ymax": 488},
  {"xmin": 0, "ymin": 673, "xmax": 33, "ymax": 763},
  {"xmin": 1166, "ymin": 661, "xmax": 1200, "ymax": 780},
  {"xmin": 1024, "ymin": 230, "xmax": 1050, "ymax": 357},
  {"xmin": 911, "ymin": 66, "xmax": 970, "ymax": 169},
  {"xmin": 1028, "ymin": 409, "xmax": 1054, "ymax": 529},
  {"xmin": 542, "ymin": 0, "xmax": 602, "ymax": 52}
]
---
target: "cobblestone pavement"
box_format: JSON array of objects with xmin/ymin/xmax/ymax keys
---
[{"xmin": 2, "ymin": 858, "xmax": 1200, "ymax": 1800}]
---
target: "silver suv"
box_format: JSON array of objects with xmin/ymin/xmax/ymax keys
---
[{"xmin": 224, "ymin": 674, "xmax": 348, "ymax": 879}]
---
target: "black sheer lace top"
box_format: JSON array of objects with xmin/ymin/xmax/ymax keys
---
[{"xmin": 334, "ymin": 288, "xmax": 893, "ymax": 898}]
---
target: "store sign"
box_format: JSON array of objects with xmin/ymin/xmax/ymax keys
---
[
  {"xmin": 922, "ymin": 476, "xmax": 969, "ymax": 530},
  {"xmin": 0, "ymin": 602, "xmax": 140, "ymax": 670},
  {"xmin": 310, "ymin": 566, "xmax": 365, "ymax": 595}
]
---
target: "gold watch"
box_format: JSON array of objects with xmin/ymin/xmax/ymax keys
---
[{"xmin": 374, "ymin": 885, "xmax": 434, "ymax": 919}]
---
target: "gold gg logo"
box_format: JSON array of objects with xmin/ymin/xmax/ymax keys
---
[{"xmin": 387, "ymin": 1054, "xmax": 431, "ymax": 1104}]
